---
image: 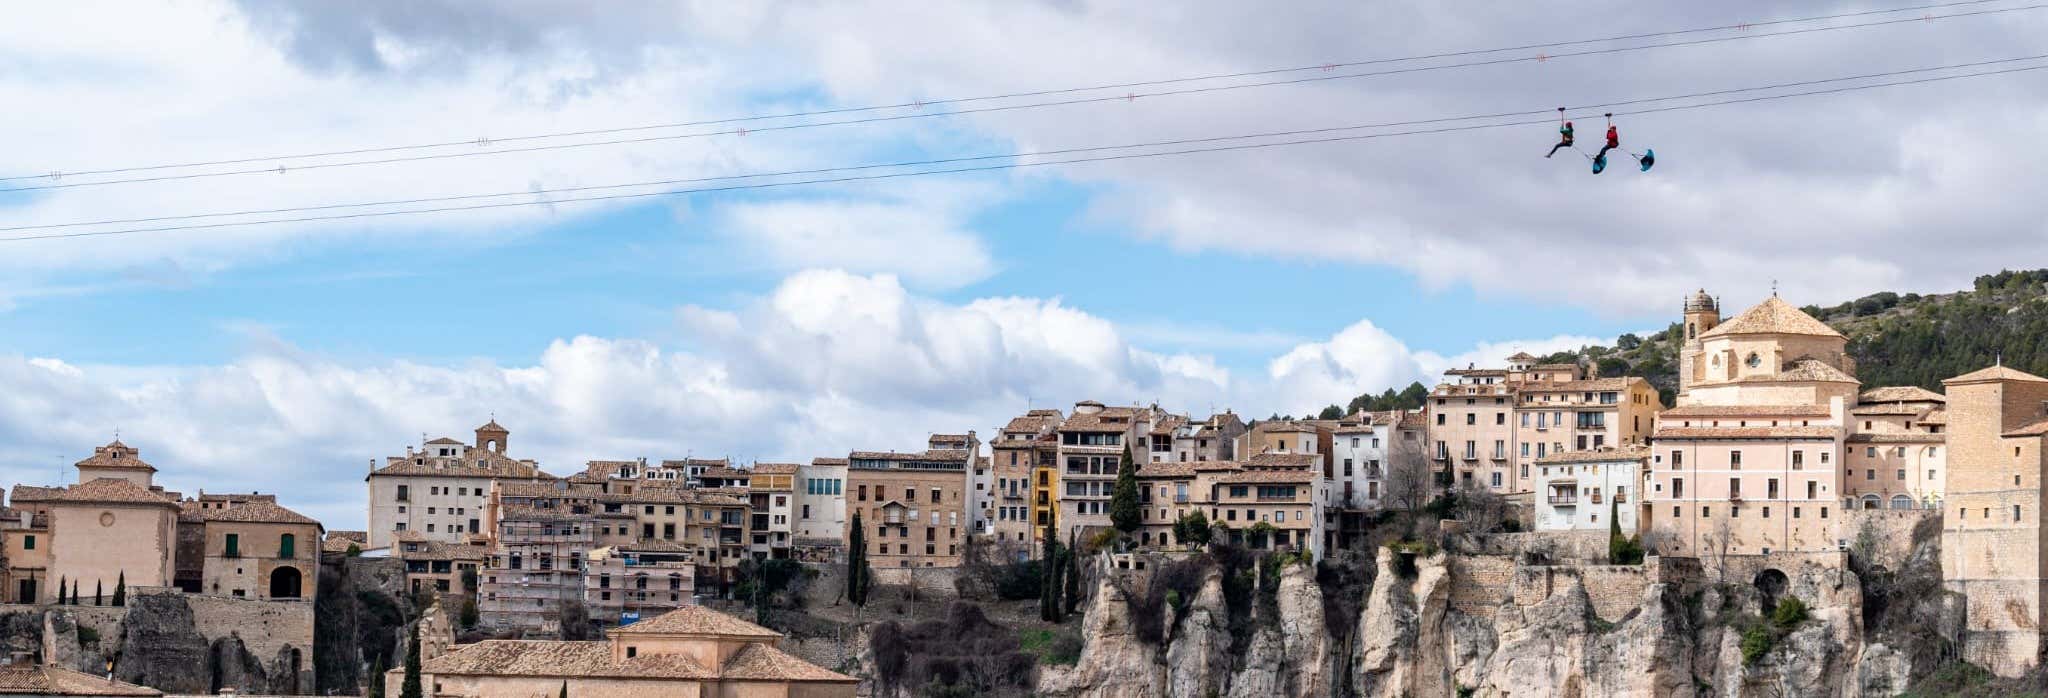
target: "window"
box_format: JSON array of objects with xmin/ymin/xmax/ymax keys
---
[
  {"xmin": 1730, "ymin": 451, "xmax": 1742, "ymax": 469},
  {"xmin": 396, "ymin": 485, "xmax": 410, "ymax": 501},
  {"xmin": 225, "ymin": 533, "xmax": 241, "ymax": 558},
  {"xmin": 1465, "ymin": 414, "xmax": 1476, "ymax": 425},
  {"xmin": 1791, "ymin": 451, "xmax": 1804, "ymax": 469},
  {"xmin": 279, "ymin": 534, "xmax": 296, "ymax": 559},
  {"xmin": 1671, "ymin": 451, "xmax": 1683, "ymax": 468},
  {"xmin": 21, "ymin": 535, "xmax": 32, "ymax": 550}
]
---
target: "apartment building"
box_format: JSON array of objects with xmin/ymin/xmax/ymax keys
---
[
  {"xmin": 1135, "ymin": 462, "xmax": 1198, "ymax": 549},
  {"xmin": 1057, "ymin": 402, "xmax": 1156, "ymax": 540},
  {"xmin": 846, "ymin": 446, "xmax": 972, "ymax": 569},
  {"xmin": 793, "ymin": 457, "xmax": 847, "ymax": 561},
  {"xmin": 1512, "ymin": 375, "xmax": 1662, "ymax": 483},
  {"xmin": 1429, "ymin": 372, "xmax": 1520, "ymax": 493},
  {"xmin": 365, "ymin": 421, "xmax": 548, "ymax": 548},
  {"xmin": 185, "ymin": 495, "xmax": 323, "ymax": 600},
  {"xmin": 1213, "ymin": 453, "xmax": 1325, "ymax": 559},
  {"xmin": 479, "ymin": 481, "xmax": 598, "ymax": 633},
  {"xmin": 1844, "ymin": 386, "xmax": 1948, "ymax": 510},
  {"xmin": 992, "ymin": 410, "xmax": 1060, "ymax": 557},
  {"xmin": 1533, "ymin": 446, "xmax": 1647, "ymax": 533},
  {"xmin": 585, "ymin": 542, "xmax": 696, "ymax": 627},
  {"xmin": 748, "ymin": 464, "xmax": 798, "ymax": 560},
  {"xmin": 1646, "ymin": 292, "xmax": 1856, "ymax": 558},
  {"xmin": 1170, "ymin": 412, "xmax": 1247, "ymax": 463},
  {"xmin": 390, "ymin": 531, "xmax": 488, "ymax": 597}
]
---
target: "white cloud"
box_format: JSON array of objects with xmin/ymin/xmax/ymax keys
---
[{"xmin": 716, "ymin": 200, "xmax": 995, "ymax": 289}]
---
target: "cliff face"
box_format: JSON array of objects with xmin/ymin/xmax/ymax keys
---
[{"xmin": 1045, "ymin": 539, "xmax": 1955, "ymax": 698}]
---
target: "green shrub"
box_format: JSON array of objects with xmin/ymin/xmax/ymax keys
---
[
  {"xmin": 1771, "ymin": 597, "xmax": 1809, "ymax": 627},
  {"xmin": 76, "ymin": 626, "xmax": 100, "ymax": 645},
  {"xmin": 1164, "ymin": 589, "xmax": 1182, "ymax": 611},
  {"xmin": 1740, "ymin": 623, "xmax": 1774, "ymax": 666}
]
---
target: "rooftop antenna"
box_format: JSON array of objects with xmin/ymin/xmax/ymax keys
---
[{"xmin": 1771, "ymin": 279, "xmax": 1779, "ymax": 297}]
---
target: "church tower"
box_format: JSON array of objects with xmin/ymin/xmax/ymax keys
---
[
  {"xmin": 1678, "ymin": 289, "xmax": 1719, "ymax": 395},
  {"xmin": 475, "ymin": 419, "xmax": 509, "ymax": 454}
]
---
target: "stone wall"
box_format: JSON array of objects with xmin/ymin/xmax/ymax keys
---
[
  {"xmin": 1843, "ymin": 508, "xmax": 1939, "ymax": 570},
  {"xmin": 178, "ymin": 589, "xmax": 316, "ymax": 693},
  {"xmin": 1510, "ymin": 564, "xmax": 1652, "ymax": 622},
  {"xmin": 1446, "ymin": 556, "xmax": 1514, "ymax": 619},
  {"xmin": 1458, "ymin": 530, "xmax": 1609, "ymax": 562}
]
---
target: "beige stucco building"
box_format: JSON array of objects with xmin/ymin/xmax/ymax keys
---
[
  {"xmin": 188, "ymin": 496, "xmax": 322, "ymax": 600},
  {"xmin": 585, "ymin": 542, "xmax": 696, "ymax": 626},
  {"xmin": 846, "ymin": 446, "xmax": 972, "ymax": 569},
  {"xmin": 365, "ymin": 421, "xmax": 549, "ymax": 549},
  {"xmin": 396, "ymin": 605, "xmax": 854, "ymax": 697},
  {"xmin": 43, "ymin": 443, "xmax": 183, "ymax": 604},
  {"xmin": 1844, "ymin": 386, "xmax": 1949, "ymax": 510}
]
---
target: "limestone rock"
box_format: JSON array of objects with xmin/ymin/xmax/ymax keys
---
[
  {"xmin": 1036, "ymin": 571, "xmax": 1164, "ymax": 698},
  {"xmin": 1163, "ymin": 566, "xmax": 1229, "ymax": 698}
]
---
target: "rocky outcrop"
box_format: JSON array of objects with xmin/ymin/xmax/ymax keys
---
[
  {"xmin": 1355, "ymin": 549, "xmax": 1452, "ymax": 698},
  {"xmin": 109, "ymin": 594, "xmax": 210, "ymax": 694},
  {"xmin": 314, "ymin": 556, "xmax": 414, "ymax": 696},
  {"xmin": 1162, "ymin": 567, "xmax": 1229, "ymax": 698},
  {"xmin": 1037, "ymin": 572, "xmax": 1165, "ymax": 698}
]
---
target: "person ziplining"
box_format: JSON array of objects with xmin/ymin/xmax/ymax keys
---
[
  {"xmin": 1544, "ymin": 108, "xmax": 1574, "ymax": 158},
  {"xmin": 1552, "ymin": 111, "xmax": 1655, "ymax": 174}
]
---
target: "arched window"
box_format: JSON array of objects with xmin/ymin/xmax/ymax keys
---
[
  {"xmin": 269, "ymin": 567, "xmax": 302, "ymax": 599},
  {"xmin": 278, "ymin": 534, "xmax": 296, "ymax": 559},
  {"xmin": 1861, "ymin": 494, "xmax": 1881, "ymax": 510},
  {"xmin": 1889, "ymin": 495, "xmax": 1914, "ymax": 510}
]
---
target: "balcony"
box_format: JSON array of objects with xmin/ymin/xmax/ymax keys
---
[
  {"xmin": 1547, "ymin": 494, "xmax": 1577, "ymax": 506},
  {"xmin": 1729, "ymin": 493, "xmax": 1744, "ymax": 503},
  {"xmin": 1590, "ymin": 493, "xmax": 1604, "ymax": 505},
  {"xmin": 1173, "ymin": 494, "xmax": 1190, "ymax": 504}
]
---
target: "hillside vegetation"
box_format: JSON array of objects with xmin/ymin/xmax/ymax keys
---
[{"xmin": 1340, "ymin": 270, "xmax": 2048, "ymax": 410}]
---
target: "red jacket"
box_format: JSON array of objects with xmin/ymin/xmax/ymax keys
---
[{"xmin": 1605, "ymin": 126, "xmax": 1619, "ymax": 147}]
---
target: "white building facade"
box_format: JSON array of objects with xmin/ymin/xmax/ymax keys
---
[{"xmin": 1533, "ymin": 446, "xmax": 1647, "ymax": 533}]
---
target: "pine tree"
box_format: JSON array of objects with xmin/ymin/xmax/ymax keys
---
[
  {"xmin": 400, "ymin": 623, "xmax": 423, "ymax": 698},
  {"xmin": 112, "ymin": 572, "xmax": 126, "ymax": 607},
  {"xmin": 1109, "ymin": 445, "xmax": 1141, "ymax": 539},
  {"xmin": 846, "ymin": 512, "xmax": 870, "ymax": 611}
]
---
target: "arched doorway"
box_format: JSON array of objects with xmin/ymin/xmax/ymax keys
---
[
  {"xmin": 268, "ymin": 567, "xmax": 302, "ymax": 599},
  {"xmin": 1754, "ymin": 568, "xmax": 1789, "ymax": 613}
]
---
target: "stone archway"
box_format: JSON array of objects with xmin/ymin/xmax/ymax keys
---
[
  {"xmin": 1754, "ymin": 568, "xmax": 1789, "ymax": 612},
  {"xmin": 268, "ymin": 567, "xmax": 302, "ymax": 599}
]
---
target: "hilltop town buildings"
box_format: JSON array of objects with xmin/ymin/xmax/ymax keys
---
[
  {"xmin": 365, "ymin": 421, "xmax": 549, "ymax": 549},
  {"xmin": 846, "ymin": 437, "xmax": 976, "ymax": 569}
]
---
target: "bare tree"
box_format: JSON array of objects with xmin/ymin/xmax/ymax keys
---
[
  {"xmin": 1384, "ymin": 430, "xmax": 1433, "ymax": 511},
  {"xmin": 1451, "ymin": 482, "xmax": 1509, "ymax": 537}
]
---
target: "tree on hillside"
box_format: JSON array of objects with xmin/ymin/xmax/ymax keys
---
[
  {"xmin": 112, "ymin": 572, "xmax": 125, "ymax": 607},
  {"xmin": 1063, "ymin": 531, "xmax": 1082, "ymax": 617},
  {"xmin": 401, "ymin": 623, "xmax": 423, "ymax": 698},
  {"xmin": 1346, "ymin": 382, "xmax": 1431, "ymax": 415},
  {"xmin": 559, "ymin": 681, "xmax": 568, "ymax": 698},
  {"xmin": 1385, "ymin": 431, "xmax": 1433, "ymax": 511},
  {"xmin": 1109, "ymin": 446, "xmax": 1141, "ymax": 539},
  {"xmin": 367, "ymin": 653, "xmax": 386, "ymax": 698},
  {"xmin": 1040, "ymin": 519, "xmax": 1062, "ymax": 623},
  {"xmin": 93, "ymin": 580, "xmax": 102, "ymax": 606},
  {"xmin": 1317, "ymin": 404, "xmax": 1345, "ymax": 420},
  {"xmin": 56, "ymin": 576, "xmax": 65, "ymax": 605},
  {"xmin": 1173, "ymin": 511, "xmax": 1211, "ymax": 550},
  {"xmin": 847, "ymin": 512, "xmax": 871, "ymax": 614}
]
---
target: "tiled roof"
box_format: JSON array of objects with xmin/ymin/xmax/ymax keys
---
[
  {"xmin": 1847, "ymin": 433, "xmax": 1943, "ymax": 443},
  {"xmin": 396, "ymin": 539, "xmax": 487, "ymax": 561},
  {"xmin": 1517, "ymin": 377, "xmax": 1636, "ymax": 392},
  {"xmin": 1531, "ymin": 363, "xmax": 1579, "ymax": 371},
  {"xmin": 49, "ymin": 478, "xmax": 179, "ymax": 507},
  {"xmin": 1917, "ymin": 408, "xmax": 1948, "ymax": 425},
  {"xmin": 1398, "ymin": 413, "xmax": 1428, "ymax": 429},
  {"xmin": 73, "ymin": 441, "xmax": 157, "ymax": 472},
  {"xmin": 1860, "ymin": 386, "xmax": 1946, "ymax": 403},
  {"xmin": 1660, "ymin": 404, "xmax": 1832, "ymax": 418},
  {"xmin": 610, "ymin": 605, "xmax": 782, "ymax": 640},
  {"xmin": 500, "ymin": 503, "xmax": 588, "ymax": 521},
  {"xmin": 417, "ymin": 640, "xmax": 714, "ymax": 679},
  {"xmin": 424, "ymin": 437, "xmax": 464, "ymax": 446},
  {"xmin": 1246, "ymin": 453, "xmax": 1318, "ymax": 469},
  {"xmin": 1136, "ymin": 462, "xmax": 1195, "ymax": 478},
  {"xmin": 1946, "ymin": 365, "xmax": 2048, "ymax": 385},
  {"xmin": 1507, "ymin": 352, "xmax": 1538, "ymax": 361},
  {"xmin": 2004, "ymin": 418, "xmax": 2048, "ymax": 438},
  {"xmin": 200, "ymin": 499, "xmax": 321, "ymax": 526},
  {"xmin": 1699, "ymin": 296, "xmax": 1843, "ymax": 339},
  {"xmin": 697, "ymin": 466, "xmax": 749, "ymax": 479},
  {"xmin": 1652, "ymin": 426, "xmax": 1839, "ymax": 440},
  {"xmin": 1002, "ymin": 412, "xmax": 1061, "ymax": 433},
  {"xmin": 1217, "ymin": 469, "xmax": 1316, "ymax": 484},
  {"xmin": 477, "ymin": 419, "xmax": 508, "ymax": 433},
  {"xmin": 1192, "ymin": 461, "xmax": 1244, "ymax": 472},
  {"xmin": 323, "ymin": 531, "xmax": 369, "ymax": 553},
  {"xmin": 10, "ymin": 485, "xmax": 63, "ymax": 504},
  {"xmin": 1257, "ymin": 422, "xmax": 1321, "ymax": 434},
  {"xmin": 1149, "ymin": 414, "xmax": 1188, "ymax": 436},
  {"xmin": 370, "ymin": 451, "xmax": 546, "ymax": 479},
  {"xmin": 1849, "ymin": 403, "xmax": 1927, "ymax": 416},
  {"xmin": 1727, "ymin": 359, "xmax": 1857, "ymax": 385},
  {"xmin": 847, "ymin": 450, "xmax": 969, "ymax": 463},
  {"xmin": 0, "ymin": 665, "xmax": 162, "ymax": 696},
  {"xmin": 1535, "ymin": 445, "xmax": 1651, "ymax": 465},
  {"xmin": 1060, "ymin": 406, "xmax": 1142, "ymax": 432},
  {"xmin": 721, "ymin": 642, "xmax": 857, "ymax": 683},
  {"xmin": 810, "ymin": 457, "xmax": 848, "ymax": 466},
  {"xmin": 751, "ymin": 463, "xmax": 800, "ymax": 475}
]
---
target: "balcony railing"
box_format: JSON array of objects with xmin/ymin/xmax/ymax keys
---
[{"xmin": 1547, "ymin": 495, "xmax": 1577, "ymax": 505}]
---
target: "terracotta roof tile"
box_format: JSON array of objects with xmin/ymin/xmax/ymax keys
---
[
  {"xmin": 751, "ymin": 463, "xmax": 800, "ymax": 475},
  {"xmin": 1660, "ymin": 404, "xmax": 1832, "ymax": 418},
  {"xmin": 73, "ymin": 441, "xmax": 157, "ymax": 473},
  {"xmin": 610, "ymin": 605, "xmax": 781, "ymax": 640},
  {"xmin": 10, "ymin": 485, "xmax": 63, "ymax": 503},
  {"xmin": 200, "ymin": 499, "xmax": 321, "ymax": 526},
  {"xmin": 1849, "ymin": 403, "xmax": 1927, "ymax": 416},
  {"xmin": 1516, "ymin": 377, "xmax": 1638, "ymax": 393},
  {"xmin": 1652, "ymin": 426, "xmax": 1839, "ymax": 440},
  {"xmin": 721, "ymin": 642, "xmax": 857, "ymax": 683},
  {"xmin": 1699, "ymin": 296, "xmax": 1842, "ymax": 339},
  {"xmin": 49, "ymin": 479, "xmax": 180, "ymax": 507},
  {"xmin": 1860, "ymin": 386, "xmax": 1946, "ymax": 403},
  {"xmin": 1217, "ymin": 469, "xmax": 1317, "ymax": 484},
  {"xmin": 2004, "ymin": 418, "xmax": 2048, "ymax": 438},
  {"xmin": 1535, "ymin": 445, "xmax": 1651, "ymax": 465},
  {"xmin": 417, "ymin": 640, "xmax": 714, "ymax": 679},
  {"xmin": 0, "ymin": 665, "xmax": 162, "ymax": 696},
  {"xmin": 1917, "ymin": 408, "xmax": 1949, "ymax": 425},
  {"xmin": 1847, "ymin": 433, "xmax": 1944, "ymax": 444},
  {"xmin": 1946, "ymin": 365, "xmax": 2048, "ymax": 385},
  {"xmin": 1246, "ymin": 453, "xmax": 1318, "ymax": 469},
  {"xmin": 1136, "ymin": 462, "xmax": 1195, "ymax": 478}
]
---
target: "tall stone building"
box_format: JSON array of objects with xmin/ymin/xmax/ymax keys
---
[
  {"xmin": 1940, "ymin": 364, "xmax": 2048, "ymax": 676},
  {"xmin": 846, "ymin": 444, "xmax": 973, "ymax": 569}
]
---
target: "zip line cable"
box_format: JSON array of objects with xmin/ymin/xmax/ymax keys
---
[
  {"xmin": 6, "ymin": 54, "xmax": 2040, "ymax": 235},
  {"xmin": 0, "ymin": 0, "xmax": 2037, "ymax": 191},
  {"xmin": 5, "ymin": 60, "xmax": 2041, "ymax": 244}
]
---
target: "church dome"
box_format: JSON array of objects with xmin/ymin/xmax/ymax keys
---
[{"xmin": 1684, "ymin": 289, "xmax": 1718, "ymax": 313}]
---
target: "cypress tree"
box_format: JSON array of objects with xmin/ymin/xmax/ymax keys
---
[
  {"xmin": 1040, "ymin": 519, "xmax": 1061, "ymax": 622},
  {"xmin": 1109, "ymin": 445, "xmax": 1141, "ymax": 539},
  {"xmin": 400, "ymin": 623, "xmax": 422, "ymax": 698},
  {"xmin": 846, "ymin": 512, "xmax": 869, "ymax": 610},
  {"xmin": 559, "ymin": 680, "xmax": 568, "ymax": 698},
  {"xmin": 93, "ymin": 580, "xmax": 102, "ymax": 606},
  {"xmin": 113, "ymin": 572, "xmax": 126, "ymax": 607},
  {"xmin": 56, "ymin": 576, "xmax": 65, "ymax": 605},
  {"xmin": 70, "ymin": 580, "xmax": 79, "ymax": 607},
  {"xmin": 366, "ymin": 653, "xmax": 386, "ymax": 698},
  {"xmin": 1064, "ymin": 531, "xmax": 1082, "ymax": 616}
]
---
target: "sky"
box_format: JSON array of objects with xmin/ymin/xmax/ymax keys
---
[{"xmin": 2, "ymin": 1, "xmax": 2045, "ymax": 529}]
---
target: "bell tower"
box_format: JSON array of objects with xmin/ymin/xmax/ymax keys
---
[
  {"xmin": 1678, "ymin": 289, "xmax": 1719, "ymax": 395},
  {"xmin": 475, "ymin": 419, "xmax": 509, "ymax": 454}
]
